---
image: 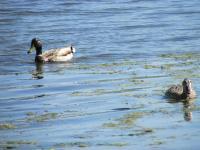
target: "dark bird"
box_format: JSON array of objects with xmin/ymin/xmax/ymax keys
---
[{"xmin": 165, "ymin": 78, "xmax": 196, "ymax": 100}]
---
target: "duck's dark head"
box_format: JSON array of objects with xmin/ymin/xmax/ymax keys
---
[
  {"xmin": 28, "ymin": 38, "xmax": 42, "ymax": 55},
  {"xmin": 70, "ymin": 44, "xmax": 76, "ymax": 53},
  {"xmin": 182, "ymin": 78, "xmax": 193, "ymax": 95}
]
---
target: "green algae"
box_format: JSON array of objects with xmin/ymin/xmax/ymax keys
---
[
  {"xmin": 117, "ymin": 112, "xmax": 143, "ymax": 126},
  {"xmin": 78, "ymin": 65, "xmax": 92, "ymax": 70},
  {"xmin": 99, "ymin": 62, "xmax": 121, "ymax": 67},
  {"xmin": 0, "ymin": 123, "xmax": 16, "ymax": 130},
  {"xmin": 150, "ymin": 140, "xmax": 165, "ymax": 145},
  {"xmin": 160, "ymin": 53, "xmax": 200, "ymax": 59},
  {"xmin": 160, "ymin": 64, "xmax": 174, "ymax": 70},
  {"xmin": 103, "ymin": 112, "xmax": 144, "ymax": 128},
  {"xmin": 144, "ymin": 128, "xmax": 154, "ymax": 133},
  {"xmin": 171, "ymin": 68, "xmax": 200, "ymax": 78},
  {"xmin": 26, "ymin": 112, "xmax": 36, "ymax": 116},
  {"xmin": 97, "ymin": 142, "xmax": 128, "ymax": 147},
  {"xmin": 71, "ymin": 86, "xmax": 147, "ymax": 97},
  {"xmin": 26, "ymin": 112, "xmax": 58, "ymax": 122},
  {"xmin": 0, "ymin": 140, "xmax": 37, "ymax": 149},
  {"xmin": 103, "ymin": 122, "xmax": 118, "ymax": 128},
  {"xmin": 128, "ymin": 128, "xmax": 154, "ymax": 136},
  {"xmin": 129, "ymin": 79, "xmax": 145, "ymax": 85},
  {"xmin": 144, "ymin": 64, "xmax": 160, "ymax": 69},
  {"xmin": 6, "ymin": 141, "xmax": 36, "ymax": 145},
  {"xmin": 53, "ymin": 142, "xmax": 89, "ymax": 148},
  {"xmin": 54, "ymin": 141, "xmax": 128, "ymax": 148},
  {"xmin": 143, "ymin": 63, "xmax": 190, "ymax": 70},
  {"xmin": 98, "ymin": 60, "xmax": 137, "ymax": 68},
  {"xmin": 71, "ymin": 89, "xmax": 106, "ymax": 96},
  {"xmin": 122, "ymin": 93, "xmax": 148, "ymax": 98}
]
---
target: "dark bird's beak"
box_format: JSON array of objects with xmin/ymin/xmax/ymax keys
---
[
  {"xmin": 70, "ymin": 45, "xmax": 76, "ymax": 53},
  {"xmin": 186, "ymin": 86, "xmax": 191, "ymax": 94},
  {"xmin": 27, "ymin": 47, "xmax": 34, "ymax": 54}
]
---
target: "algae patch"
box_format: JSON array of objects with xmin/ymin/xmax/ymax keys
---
[
  {"xmin": 128, "ymin": 128, "xmax": 154, "ymax": 136},
  {"xmin": 53, "ymin": 142, "xmax": 89, "ymax": 148},
  {"xmin": 144, "ymin": 64, "xmax": 159, "ymax": 69},
  {"xmin": 98, "ymin": 60, "xmax": 137, "ymax": 68},
  {"xmin": 0, "ymin": 123, "xmax": 16, "ymax": 130},
  {"xmin": 6, "ymin": 141, "xmax": 36, "ymax": 145},
  {"xmin": 71, "ymin": 87, "xmax": 136, "ymax": 97},
  {"xmin": 117, "ymin": 112, "xmax": 143, "ymax": 126},
  {"xmin": 0, "ymin": 140, "xmax": 36, "ymax": 149},
  {"xmin": 129, "ymin": 79, "xmax": 145, "ymax": 84},
  {"xmin": 150, "ymin": 140, "xmax": 165, "ymax": 146},
  {"xmin": 26, "ymin": 112, "xmax": 58, "ymax": 122},
  {"xmin": 103, "ymin": 112, "xmax": 144, "ymax": 128},
  {"xmin": 160, "ymin": 53, "xmax": 199, "ymax": 59},
  {"xmin": 97, "ymin": 142, "xmax": 128, "ymax": 147}
]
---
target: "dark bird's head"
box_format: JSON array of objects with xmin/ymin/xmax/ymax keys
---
[
  {"xmin": 28, "ymin": 38, "xmax": 42, "ymax": 55},
  {"xmin": 70, "ymin": 44, "xmax": 76, "ymax": 53},
  {"xmin": 182, "ymin": 78, "xmax": 193, "ymax": 95}
]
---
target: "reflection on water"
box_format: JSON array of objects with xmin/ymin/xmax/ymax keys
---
[
  {"xmin": 167, "ymin": 99, "xmax": 194, "ymax": 121},
  {"xmin": 183, "ymin": 101, "xmax": 194, "ymax": 121},
  {"xmin": 32, "ymin": 63, "xmax": 44, "ymax": 79}
]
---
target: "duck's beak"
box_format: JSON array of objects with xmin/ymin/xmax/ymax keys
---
[
  {"xmin": 70, "ymin": 45, "xmax": 76, "ymax": 53},
  {"xmin": 27, "ymin": 46, "xmax": 34, "ymax": 54}
]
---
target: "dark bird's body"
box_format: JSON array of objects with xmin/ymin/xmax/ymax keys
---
[{"xmin": 165, "ymin": 78, "xmax": 196, "ymax": 100}]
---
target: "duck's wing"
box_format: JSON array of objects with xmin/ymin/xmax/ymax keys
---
[
  {"xmin": 42, "ymin": 46, "xmax": 75, "ymax": 62},
  {"xmin": 42, "ymin": 46, "xmax": 73, "ymax": 57},
  {"xmin": 165, "ymin": 84, "xmax": 183, "ymax": 99}
]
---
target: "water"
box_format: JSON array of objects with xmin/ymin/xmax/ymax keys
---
[{"xmin": 1, "ymin": 0, "xmax": 200, "ymax": 149}]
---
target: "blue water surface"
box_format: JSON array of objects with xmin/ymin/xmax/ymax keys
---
[{"xmin": 0, "ymin": 0, "xmax": 200, "ymax": 149}]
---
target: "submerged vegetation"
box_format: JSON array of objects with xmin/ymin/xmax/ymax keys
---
[
  {"xmin": 103, "ymin": 112, "xmax": 144, "ymax": 128},
  {"xmin": 26, "ymin": 112, "xmax": 58, "ymax": 122},
  {"xmin": 53, "ymin": 142, "xmax": 90, "ymax": 148},
  {"xmin": 52, "ymin": 141, "xmax": 128, "ymax": 149},
  {"xmin": 127, "ymin": 128, "xmax": 154, "ymax": 136},
  {"xmin": 0, "ymin": 123, "xmax": 16, "ymax": 130},
  {"xmin": 160, "ymin": 52, "xmax": 200, "ymax": 60},
  {"xmin": 97, "ymin": 142, "xmax": 128, "ymax": 147},
  {"xmin": 0, "ymin": 140, "xmax": 37, "ymax": 149}
]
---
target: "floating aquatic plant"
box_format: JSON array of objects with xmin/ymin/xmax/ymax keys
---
[
  {"xmin": 26, "ymin": 112, "xmax": 58, "ymax": 122},
  {"xmin": 0, "ymin": 140, "xmax": 37, "ymax": 149},
  {"xmin": 103, "ymin": 112, "xmax": 144, "ymax": 129},
  {"xmin": 0, "ymin": 123, "xmax": 16, "ymax": 130},
  {"xmin": 97, "ymin": 142, "xmax": 128, "ymax": 147}
]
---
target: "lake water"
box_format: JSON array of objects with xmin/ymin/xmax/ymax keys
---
[{"xmin": 1, "ymin": 0, "xmax": 200, "ymax": 149}]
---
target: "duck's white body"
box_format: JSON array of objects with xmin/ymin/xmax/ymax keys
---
[
  {"xmin": 42, "ymin": 46, "xmax": 76, "ymax": 62},
  {"xmin": 28, "ymin": 38, "xmax": 76, "ymax": 63}
]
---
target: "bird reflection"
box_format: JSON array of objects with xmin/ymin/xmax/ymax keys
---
[
  {"xmin": 183, "ymin": 100, "xmax": 193, "ymax": 121},
  {"xmin": 32, "ymin": 62, "xmax": 44, "ymax": 79},
  {"xmin": 167, "ymin": 99, "xmax": 194, "ymax": 122}
]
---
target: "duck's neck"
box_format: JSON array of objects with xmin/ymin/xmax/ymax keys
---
[
  {"xmin": 182, "ymin": 92, "xmax": 189, "ymax": 99},
  {"xmin": 36, "ymin": 47, "xmax": 42, "ymax": 56},
  {"xmin": 182, "ymin": 88, "xmax": 194, "ymax": 99}
]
